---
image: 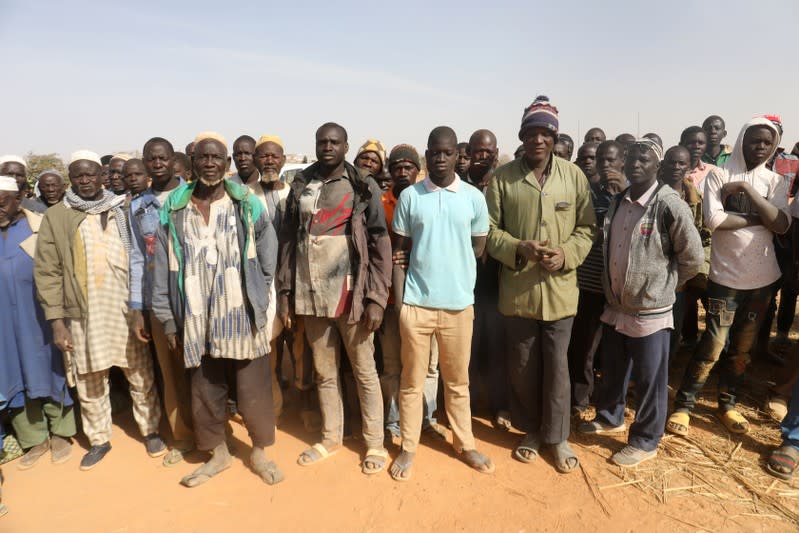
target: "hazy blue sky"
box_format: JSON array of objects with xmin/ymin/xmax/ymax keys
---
[{"xmin": 1, "ymin": 0, "xmax": 796, "ymax": 162}]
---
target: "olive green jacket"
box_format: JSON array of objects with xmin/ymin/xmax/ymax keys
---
[
  {"xmin": 486, "ymin": 156, "xmax": 596, "ymax": 321},
  {"xmin": 33, "ymin": 203, "xmax": 89, "ymax": 321}
]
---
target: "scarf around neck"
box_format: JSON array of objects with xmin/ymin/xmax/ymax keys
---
[{"xmin": 64, "ymin": 188, "xmax": 132, "ymax": 251}]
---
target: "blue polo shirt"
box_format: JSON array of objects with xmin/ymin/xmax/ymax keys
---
[{"xmin": 393, "ymin": 175, "xmax": 489, "ymax": 310}]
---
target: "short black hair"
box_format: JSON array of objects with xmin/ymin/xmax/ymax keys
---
[
  {"xmin": 100, "ymin": 155, "xmax": 113, "ymax": 165},
  {"xmin": 702, "ymin": 115, "xmax": 725, "ymax": 129},
  {"xmin": 233, "ymin": 135, "xmax": 256, "ymax": 148},
  {"xmin": 143, "ymin": 137, "xmax": 175, "ymax": 157},
  {"xmin": 558, "ymin": 133, "xmax": 574, "ymax": 145},
  {"xmin": 428, "ymin": 126, "xmax": 458, "ymax": 147},
  {"xmin": 174, "ymin": 151, "xmax": 191, "ymax": 170},
  {"xmin": 597, "ymin": 140, "xmax": 623, "ymax": 155},
  {"xmin": 317, "ymin": 122, "xmax": 348, "ymax": 141},
  {"xmin": 679, "ymin": 126, "xmax": 706, "ymax": 145}
]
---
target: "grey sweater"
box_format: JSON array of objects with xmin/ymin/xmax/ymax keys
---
[{"xmin": 602, "ymin": 183, "xmax": 704, "ymax": 318}]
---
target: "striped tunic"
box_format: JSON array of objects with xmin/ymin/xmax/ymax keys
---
[
  {"xmin": 69, "ymin": 212, "xmax": 149, "ymax": 374},
  {"xmin": 576, "ymin": 186, "xmax": 613, "ymax": 294},
  {"xmin": 181, "ymin": 195, "xmax": 270, "ymax": 368}
]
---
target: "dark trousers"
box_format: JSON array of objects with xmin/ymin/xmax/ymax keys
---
[
  {"xmin": 670, "ymin": 291, "xmax": 686, "ymax": 363},
  {"xmin": 191, "ymin": 355, "xmax": 275, "ymax": 451},
  {"xmin": 675, "ymin": 280, "xmax": 775, "ymax": 413},
  {"xmin": 567, "ymin": 290, "xmax": 605, "ymax": 410},
  {"xmin": 595, "ymin": 326, "xmax": 669, "ymax": 452},
  {"xmin": 505, "ymin": 315, "xmax": 573, "ymax": 444},
  {"xmin": 470, "ymin": 297, "xmax": 508, "ymax": 415},
  {"xmin": 681, "ymin": 286, "xmax": 705, "ymax": 343},
  {"xmin": 758, "ymin": 238, "xmax": 796, "ymax": 346}
]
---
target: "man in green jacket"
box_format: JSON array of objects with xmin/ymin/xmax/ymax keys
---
[{"xmin": 486, "ymin": 96, "xmax": 596, "ymax": 474}]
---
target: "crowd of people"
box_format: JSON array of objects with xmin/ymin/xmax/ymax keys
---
[{"xmin": 2, "ymin": 95, "xmax": 799, "ymax": 516}]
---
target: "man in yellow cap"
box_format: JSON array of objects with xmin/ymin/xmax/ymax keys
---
[{"xmin": 355, "ymin": 139, "xmax": 390, "ymax": 191}]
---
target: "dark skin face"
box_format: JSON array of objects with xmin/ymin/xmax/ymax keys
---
[
  {"xmin": 193, "ymin": 140, "xmax": 229, "ymax": 185},
  {"xmin": 354, "ymin": 151, "xmax": 382, "ymax": 177},
  {"xmin": 254, "ymin": 142, "xmax": 286, "ymax": 182},
  {"xmin": 742, "ymin": 126, "xmax": 776, "ymax": 170},
  {"xmin": 703, "ymin": 118, "xmax": 726, "ymax": 147},
  {"xmin": 521, "ymin": 127, "xmax": 555, "ymax": 168},
  {"xmin": 585, "ymin": 128, "xmax": 605, "ymax": 144},
  {"xmin": 0, "ymin": 190, "xmax": 22, "ymax": 228},
  {"xmin": 553, "ymin": 142, "xmax": 569, "ymax": 159},
  {"xmin": 624, "ymin": 145, "xmax": 660, "ymax": 192},
  {"xmin": 597, "ymin": 146, "xmax": 626, "ymax": 194},
  {"xmin": 426, "ymin": 135, "xmax": 459, "ymax": 184},
  {"xmin": 455, "ymin": 144, "xmax": 471, "ymax": 176},
  {"xmin": 185, "ymin": 142, "xmax": 195, "ymax": 159},
  {"xmin": 101, "ymin": 165, "xmax": 110, "ymax": 189},
  {"xmin": 173, "ymin": 160, "xmax": 189, "ymax": 180},
  {"xmin": 38, "ymin": 173, "xmax": 64, "ymax": 206},
  {"xmin": 575, "ymin": 144, "xmax": 597, "ymax": 179},
  {"xmin": 68, "ymin": 160, "xmax": 104, "ymax": 201},
  {"xmin": 662, "ymin": 147, "xmax": 691, "ymax": 187},
  {"xmin": 315, "ymin": 126, "xmax": 348, "ymax": 176},
  {"xmin": 232, "ymin": 139, "xmax": 256, "ymax": 180},
  {"xmin": 468, "ymin": 134, "xmax": 498, "ymax": 181},
  {"xmin": 389, "ymin": 161, "xmax": 418, "ymax": 198},
  {"xmin": 681, "ymin": 131, "xmax": 707, "ymax": 167},
  {"xmin": 1, "ymin": 162, "xmax": 27, "ymax": 193},
  {"xmin": 108, "ymin": 159, "xmax": 127, "ymax": 194},
  {"xmin": 143, "ymin": 142, "xmax": 175, "ymax": 190},
  {"xmin": 560, "ymin": 138, "xmax": 574, "ymax": 160},
  {"xmin": 123, "ymin": 161, "xmax": 149, "ymax": 196}
]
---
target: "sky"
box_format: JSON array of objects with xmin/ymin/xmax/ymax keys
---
[{"xmin": 1, "ymin": 0, "xmax": 796, "ymax": 163}]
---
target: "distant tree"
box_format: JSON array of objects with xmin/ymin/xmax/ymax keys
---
[{"xmin": 25, "ymin": 152, "xmax": 67, "ymax": 187}]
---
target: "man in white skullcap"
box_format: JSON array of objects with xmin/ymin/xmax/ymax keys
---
[
  {"xmin": 34, "ymin": 150, "xmax": 165, "ymax": 471},
  {"xmin": 0, "ymin": 175, "xmax": 77, "ymax": 469},
  {"xmin": 0, "ymin": 155, "xmax": 45, "ymax": 214}
]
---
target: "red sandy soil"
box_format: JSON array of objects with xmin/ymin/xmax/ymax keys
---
[{"xmin": 3, "ymin": 340, "xmax": 799, "ymax": 532}]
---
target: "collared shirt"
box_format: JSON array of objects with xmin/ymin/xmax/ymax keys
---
[
  {"xmin": 393, "ymin": 175, "xmax": 489, "ymax": 310},
  {"xmin": 294, "ymin": 172, "xmax": 355, "ymax": 318},
  {"xmin": 601, "ymin": 181, "xmax": 673, "ymax": 337},
  {"xmin": 702, "ymin": 145, "xmax": 732, "ymax": 166},
  {"xmin": 128, "ymin": 178, "xmax": 185, "ymax": 309},
  {"xmin": 685, "ymin": 161, "xmax": 716, "ymax": 193}
]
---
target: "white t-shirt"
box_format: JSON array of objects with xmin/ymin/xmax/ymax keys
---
[{"xmin": 703, "ymin": 166, "xmax": 789, "ymax": 290}]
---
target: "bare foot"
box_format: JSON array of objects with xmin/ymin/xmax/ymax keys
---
[
  {"xmin": 250, "ymin": 448, "xmax": 284, "ymax": 485},
  {"xmin": 180, "ymin": 443, "xmax": 232, "ymax": 488}
]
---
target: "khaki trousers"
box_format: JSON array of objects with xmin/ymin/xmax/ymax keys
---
[
  {"xmin": 399, "ymin": 305, "xmax": 476, "ymax": 453},
  {"xmin": 149, "ymin": 312, "xmax": 194, "ymax": 448}
]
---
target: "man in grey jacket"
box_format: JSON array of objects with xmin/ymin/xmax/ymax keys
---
[
  {"xmin": 152, "ymin": 132, "xmax": 282, "ymax": 488},
  {"xmin": 578, "ymin": 139, "xmax": 703, "ymax": 467}
]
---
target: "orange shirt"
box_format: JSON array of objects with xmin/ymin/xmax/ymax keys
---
[{"xmin": 382, "ymin": 189, "xmax": 399, "ymax": 305}]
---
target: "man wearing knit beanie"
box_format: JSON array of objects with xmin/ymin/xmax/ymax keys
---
[{"xmin": 487, "ymin": 95, "xmax": 596, "ymax": 474}]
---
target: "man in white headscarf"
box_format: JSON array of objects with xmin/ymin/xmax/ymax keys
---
[
  {"xmin": 34, "ymin": 150, "xmax": 165, "ymax": 471},
  {"xmin": 668, "ymin": 117, "xmax": 789, "ymax": 437}
]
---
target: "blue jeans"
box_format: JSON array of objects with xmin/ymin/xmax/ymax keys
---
[
  {"xmin": 674, "ymin": 280, "xmax": 775, "ymax": 413},
  {"xmin": 595, "ymin": 326, "xmax": 670, "ymax": 452}
]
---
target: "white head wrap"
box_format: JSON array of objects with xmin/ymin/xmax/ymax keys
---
[
  {"xmin": 0, "ymin": 155, "xmax": 26, "ymax": 168},
  {"xmin": 69, "ymin": 150, "xmax": 102, "ymax": 166},
  {"xmin": 0, "ymin": 176, "xmax": 19, "ymax": 192}
]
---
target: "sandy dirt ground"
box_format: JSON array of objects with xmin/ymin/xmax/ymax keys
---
[{"xmin": 2, "ymin": 342, "xmax": 799, "ymax": 532}]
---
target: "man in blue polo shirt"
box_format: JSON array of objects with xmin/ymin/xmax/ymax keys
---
[{"xmin": 388, "ymin": 126, "xmax": 495, "ymax": 481}]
